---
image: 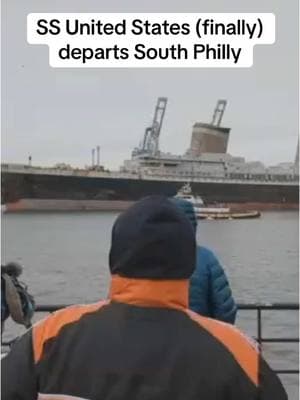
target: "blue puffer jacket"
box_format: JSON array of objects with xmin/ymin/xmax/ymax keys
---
[
  {"xmin": 189, "ymin": 246, "xmax": 237, "ymax": 323},
  {"xmin": 172, "ymin": 197, "xmax": 237, "ymax": 324}
]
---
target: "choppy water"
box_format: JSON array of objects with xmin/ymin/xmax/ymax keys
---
[{"xmin": 1, "ymin": 211, "xmax": 299, "ymax": 398}]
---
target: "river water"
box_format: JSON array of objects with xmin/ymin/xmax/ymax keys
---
[{"xmin": 1, "ymin": 211, "xmax": 299, "ymax": 398}]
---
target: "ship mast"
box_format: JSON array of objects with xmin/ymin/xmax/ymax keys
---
[{"xmin": 295, "ymin": 138, "xmax": 299, "ymax": 165}]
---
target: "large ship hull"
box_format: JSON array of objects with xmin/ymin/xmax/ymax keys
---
[{"xmin": 2, "ymin": 170, "xmax": 299, "ymax": 212}]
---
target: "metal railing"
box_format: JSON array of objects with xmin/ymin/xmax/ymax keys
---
[
  {"xmin": 2, "ymin": 303, "xmax": 299, "ymax": 375},
  {"xmin": 237, "ymin": 303, "xmax": 299, "ymax": 375}
]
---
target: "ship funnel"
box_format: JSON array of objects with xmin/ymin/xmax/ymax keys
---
[{"xmin": 189, "ymin": 99, "xmax": 230, "ymax": 157}]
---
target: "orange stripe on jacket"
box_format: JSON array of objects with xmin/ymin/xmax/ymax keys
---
[
  {"xmin": 33, "ymin": 301, "xmax": 109, "ymax": 363},
  {"xmin": 186, "ymin": 310, "xmax": 259, "ymax": 386},
  {"xmin": 109, "ymin": 275, "xmax": 189, "ymax": 311}
]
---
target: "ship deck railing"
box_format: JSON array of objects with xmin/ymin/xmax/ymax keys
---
[
  {"xmin": 1, "ymin": 302, "xmax": 299, "ymax": 375},
  {"xmin": 2, "ymin": 163, "xmax": 299, "ymax": 185}
]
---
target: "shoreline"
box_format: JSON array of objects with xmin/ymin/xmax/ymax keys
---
[{"xmin": 2, "ymin": 199, "xmax": 299, "ymax": 213}]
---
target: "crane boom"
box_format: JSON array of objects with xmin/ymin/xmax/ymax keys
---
[
  {"xmin": 141, "ymin": 97, "xmax": 168, "ymax": 156},
  {"xmin": 211, "ymin": 99, "xmax": 227, "ymax": 127}
]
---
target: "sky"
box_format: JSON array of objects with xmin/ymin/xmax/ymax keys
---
[{"xmin": 2, "ymin": 0, "xmax": 299, "ymax": 170}]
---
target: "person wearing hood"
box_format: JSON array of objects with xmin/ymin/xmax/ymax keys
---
[
  {"xmin": 172, "ymin": 197, "xmax": 237, "ymax": 324},
  {"xmin": 1, "ymin": 262, "xmax": 35, "ymax": 332},
  {"xmin": 2, "ymin": 196, "xmax": 286, "ymax": 399}
]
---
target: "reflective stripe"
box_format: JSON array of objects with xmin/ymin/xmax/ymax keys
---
[
  {"xmin": 186, "ymin": 309, "xmax": 259, "ymax": 386},
  {"xmin": 33, "ymin": 301, "xmax": 109, "ymax": 363}
]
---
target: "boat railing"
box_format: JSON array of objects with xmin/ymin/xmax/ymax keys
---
[{"xmin": 1, "ymin": 303, "xmax": 299, "ymax": 375}]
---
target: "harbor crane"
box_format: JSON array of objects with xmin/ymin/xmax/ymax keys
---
[
  {"xmin": 211, "ymin": 99, "xmax": 227, "ymax": 127},
  {"xmin": 139, "ymin": 97, "xmax": 168, "ymax": 156}
]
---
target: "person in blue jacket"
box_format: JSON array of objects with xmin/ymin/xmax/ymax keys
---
[{"xmin": 172, "ymin": 197, "xmax": 237, "ymax": 324}]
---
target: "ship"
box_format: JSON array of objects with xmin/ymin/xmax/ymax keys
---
[
  {"xmin": 175, "ymin": 183, "xmax": 261, "ymax": 220},
  {"xmin": 1, "ymin": 98, "xmax": 299, "ymax": 212}
]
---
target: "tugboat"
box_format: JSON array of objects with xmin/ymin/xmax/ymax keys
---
[{"xmin": 175, "ymin": 184, "xmax": 261, "ymax": 220}]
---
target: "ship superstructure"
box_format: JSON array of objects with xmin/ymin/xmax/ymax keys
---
[{"xmin": 122, "ymin": 98, "xmax": 298, "ymax": 185}]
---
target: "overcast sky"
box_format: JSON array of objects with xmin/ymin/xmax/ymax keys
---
[{"xmin": 2, "ymin": 0, "xmax": 299, "ymax": 170}]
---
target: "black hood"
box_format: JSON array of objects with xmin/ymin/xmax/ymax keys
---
[{"xmin": 109, "ymin": 195, "xmax": 196, "ymax": 279}]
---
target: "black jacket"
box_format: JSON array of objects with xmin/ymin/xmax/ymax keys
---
[{"xmin": 2, "ymin": 275, "xmax": 287, "ymax": 400}]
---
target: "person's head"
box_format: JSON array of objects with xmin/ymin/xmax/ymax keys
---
[
  {"xmin": 1, "ymin": 262, "xmax": 23, "ymax": 277},
  {"xmin": 171, "ymin": 197, "xmax": 197, "ymax": 233},
  {"xmin": 109, "ymin": 195, "xmax": 196, "ymax": 280}
]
